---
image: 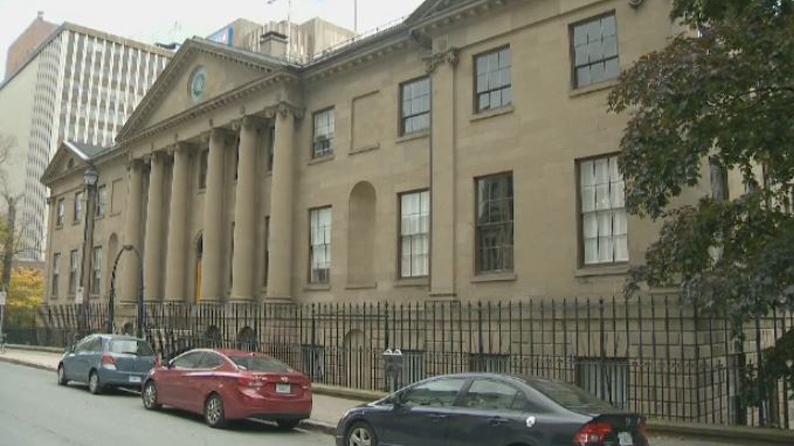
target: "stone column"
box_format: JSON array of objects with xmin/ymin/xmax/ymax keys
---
[
  {"xmin": 428, "ymin": 49, "xmax": 459, "ymax": 299},
  {"xmin": 164, "ymin": 144, "xmax": 190, "ymax": 302},
  {"xmin": 267, "ymin": 104, "xmax": 296, "ymax": 300},
  {"xmin": 121, "ymin": 159, "xmax": 144, "ymax": 303},
  {"xmin": 231, "ymin": 117, "xmax": 259, "ymax": 302},
  {"xmin": 201, "ymin": 129, "xmax": 228, "ymax": 302},
  {"xmin": 143, "ymin": 152, "xmax": 166, "ymax": 302}
]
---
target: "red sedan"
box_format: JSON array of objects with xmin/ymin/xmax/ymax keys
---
[{"xmin": 141, "ymin": 348, "xmax": 312, "ymax": 429}]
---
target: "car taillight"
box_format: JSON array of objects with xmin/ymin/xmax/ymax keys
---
[
  {"xmin": 101, "ymin": 353, "xmax": 117, "ymax": 370},
  {"xmin": 237, "ymin": 376, "xmax": 264, "ymax": 388},
  {"xmin": 573, "ymin": 421, "xmax": 613, "ymax": 445}
]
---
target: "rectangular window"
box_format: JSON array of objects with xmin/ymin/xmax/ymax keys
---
[
  {"xmin": 57, "ymin": 199, "xmax": 65, "ymax": 226},
  {"xmin": 312, "ymin": 108, "xmax": 335, "ymax": 159},
  {"xmin": 475, "ymin": 47, "xmax": 512, "ymax": 113},
  {"xmin": 309, "ymin": 207, "xmax": 332, "ymax": 284},
  {"xmin": 579, "ymin": 155, "xmax": 628, "ymax": 265},
  {"xmin": 572, "ymin": 13, "xmax": 619, "ymax": 89},
  {"xmin": 69, "ymin": 249, "xmax": 79, "ymax": 295},
  {"xmin": 400, "ymin": 77, "xmax": 431, "ymax": 135},
  {"xmin": 267, "ymin": 125, "xmax": 275, "ymax": 172},
  {"xmin": 96, "ymin": 185, "xmax": 107, "ymax": 217},
  {"xmin": 74, "ymin": 191, "xmax": 83, "ymax": 222},
  {"xmin": 110, "ymin": 179, "xmax": 122, "ymax": 214},
  {"xmin": 475, "ymin": 173, "xmax": 514, "ymax": 274},
  {"xmin": 198, "ymin": 150, "xmax": 209, "ymax": 189},
  {"xmin": 709, "ymin": 158, "xmax": 729, "ymax": 201},
  {"xmin": 92, "ymin": 246, "xmax": 102, "ymax": 295},
  {"xmin": 399, "ymin": 190, "xmax": 430, "ymax": 278},
  {"xmin": 52, "ymin": 253, "xmax": 61, "ymax": 298}
]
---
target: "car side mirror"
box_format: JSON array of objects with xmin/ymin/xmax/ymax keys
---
[
  {"xmin": 66, "ymin": 344, "xmax": 75, "ymax": 353},
  {"xmin": 391, "ymin": 393, "xmax": 404, "ymax": 408},
  {"xmin": 166, "ymin": 359, "xmax": 175, "ymax": 369}
]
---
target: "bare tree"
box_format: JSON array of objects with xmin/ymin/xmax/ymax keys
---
[{"xmin": 0, "ymin": 133, "xmax": 17, "ymax": 190}]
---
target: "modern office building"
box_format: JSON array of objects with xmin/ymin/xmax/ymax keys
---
[
  {"xmin": 3, "ymin": 11, "xmax": 58, "ymax": 79},
  {"xmin": 0, "ymin": 18, "xmax": 172, "ymax": 260}
]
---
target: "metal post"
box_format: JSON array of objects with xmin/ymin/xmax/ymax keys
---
[{"xmin": 80, "ymin": 167, "xmax": 98, "ymax": 336}]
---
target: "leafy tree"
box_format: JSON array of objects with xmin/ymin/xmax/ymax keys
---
[
  {"xmin": 3, "ymin": 268, "xmax": 43, "ymax": 327},
  {"xmin": 608, "ymin": 0, "xmax": 794, "ymax": 404}
]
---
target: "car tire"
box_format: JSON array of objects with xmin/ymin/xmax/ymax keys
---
[
  {"xmin": 204, "ymin": 393, "xmax": 227, "ymax": 428},
  {"xmin": 346, "ymin": 421, "xmax": 378, "ymax": 446},
  {"xmin": 88, "ymin": 370, "xmax": 103, "ymax": 395},
  {"xmin": 275, "ymin": 419, "xmax": 300, "ymax": 431},
  {"xmin": 57, "ymin": 364, "xmax": 67, "ymax": 386},
  {"xmin": 142, "ymin": 380, "xmax": 162, "ymax": 410}
]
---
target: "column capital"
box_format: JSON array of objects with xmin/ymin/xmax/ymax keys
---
[
  {"xmin": 265, "ymin": 102, "xmax": 305, "ymax": 120},
  {"xmin": 424, "ymin": 47, "xmax": 459, "ymax": 74},
  {"xmin": 126, "ymin": 157, "xmax": 145, "ymax": 171}
]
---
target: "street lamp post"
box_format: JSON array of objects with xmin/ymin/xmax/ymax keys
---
[
  {"xmin": 79, "ymin": 167, "xmax": 99, "ymax": 336},
  {"xmin": 107, "ymin": 245, "xmax": 145, "ymax": 338}
]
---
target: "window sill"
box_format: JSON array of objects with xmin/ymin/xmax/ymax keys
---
[
  {"xmin": 393, "ymin": 277, "xmax": 429, "ymax": 288},
  {"xmin": 395, "ymin": 131, "xmax": 430, "ymax": 144},
  {"xmin": 471, "ymin": 272, "xmax": 517, "ymax": 283},
  {"xmin": 346, "ymin": 282, "xmax": 377, "ymax": 290},
  {"xmin": 72, "ymin": 220, "xmax": 81, "ymax": 226},
  {"xmin": 574, "ymin": 264, "xmax": 630, "ymax": 278},
  {"xmin": 350, "ymin": 144, "xmax": 380, "ymax": 155},
  {"xmin": 265, "ymin": 171, "xmax": 273, "ymax": 178},
  {"xmin": 94, "ymin": 215, "xmax": 105, "ymax": 221},
  {"xmin": 197, "ymin": 188, "xmax": 207, "ymax": 195},
  {"xmin": 308, "ymin": 154, "xmax": 335, "ymax": 166},
  {"xmin": 471, "ymin": 105, "xmax": 514, "ymax": 123},
  {"xmin": 110, "ymin": 212, "xmax": 121, "ymax": 217},
  {"xmin": 305, "ymin": 283, "xmax": 331, "ymax": 291},
  {"xmin": 55, "ymin": 224, "xmax": 63, "ymax": 230},
  {"xmin": 569, "ymin": 79, "xmax": 619, "ymax": 98}
]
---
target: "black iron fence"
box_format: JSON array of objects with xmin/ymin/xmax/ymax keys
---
[{"xmin": 4, "ymin": 295, "xmax": 793, "ymax": 430}]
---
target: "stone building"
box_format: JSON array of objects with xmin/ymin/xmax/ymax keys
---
[{"xmin": 42, "ymin": 0, "xmax": 693, "ymax": 306}]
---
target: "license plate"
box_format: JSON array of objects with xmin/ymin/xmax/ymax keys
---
[
  {"xmin": 129, "ymin": 376, "xmax": 142, "ymax": 383},
  {"xmin": 618, "ymin": 432, "xmax": 633, "ymax": 446},
  {"xmin": 276, "ymin": 383, "xmax": 291, "ymax": 394}
]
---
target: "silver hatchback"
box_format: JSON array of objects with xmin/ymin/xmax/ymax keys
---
[{"xmin": 57, "ymin": 334, "xmax": 157, "ymax": 394}]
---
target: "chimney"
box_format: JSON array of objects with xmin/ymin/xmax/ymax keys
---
[
  {"xmin": 37, "ymin": 11, "xmax": 45, "ymax": 20},
  {"xmin": 259, "ymin": 31, "xmax": 288, "ymax": 59}
]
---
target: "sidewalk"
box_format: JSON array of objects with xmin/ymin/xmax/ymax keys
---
[{"xmin": 0, "ymin": 346, "xmax": 370, "ymax": 434}]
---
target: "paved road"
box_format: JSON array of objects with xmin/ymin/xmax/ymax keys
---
[{"xmin": 0, "ymin": 362, "xmax": 331, "ymax": 446}]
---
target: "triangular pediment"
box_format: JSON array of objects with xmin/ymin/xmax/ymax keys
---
[
  {"xmin": 41, "ymin": 142, "xmax": 88, "ymax": 186},
  {"xmin": 118, "ymin": 39, "xmax": 289, "ymax": 142}
]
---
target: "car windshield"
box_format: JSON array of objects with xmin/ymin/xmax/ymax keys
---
[
  {"xmin": 108, "ymin": 339, "xmax": 154, "ymax": 356},
  {"xmin": 526, "ymin": 378, "xmax": 614, "ymax": 411},
  {"xmin": 230, "ymin": 355, "xmax": 294, "ymax": 373}
]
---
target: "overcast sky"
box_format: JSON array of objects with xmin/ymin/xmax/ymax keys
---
[{"xmin": 0, "ymin": 0, "xmax": 425, "ymax": 79}]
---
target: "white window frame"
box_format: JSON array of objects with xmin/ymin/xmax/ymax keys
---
[
  {"xmin": 571, "ymin": 13, "xmax": 620, "ymax": 89},
  {"xmin": 312, "ymin": 108, "xmax": 335, "ymax": 159},
  {"xmin": 399, "ymin": 190, "xmax": 430, "ymax": 278},
  {"xmin": 579, "ymin": 155, "xmax": 628, "ymax": 266},
  {"xmin": 309, "ymin": 207, "xmax": 332, "ymax": 284}
]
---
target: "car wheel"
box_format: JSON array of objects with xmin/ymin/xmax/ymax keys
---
[
  {"xmin": 346, "ymin": 421, "xmax": 377, "ymax": 446},
  {"xmin": 88, "ymin": 370, "xmax": 103, "ymax": 395},
  {"xmin": 204, "ymin": 394, "xmax": 227, "ymax": 428},
  {"xmin": 142, "ymin": 380, "xmax": 162, "ymax": 410},
  {"xmin": 275, "ymin": 419, "xmax": 300, "ymax": 431},
  {"xmin": 57, "ymin": 364, "xmax": 67, "ymax": 386}
]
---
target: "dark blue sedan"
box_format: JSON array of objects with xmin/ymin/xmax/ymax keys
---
[
  {"xmin": 336, "ymin": 373, "xmax": 648, "ymax": 446},
  {"xmin": 57, "ymin": 334, "xmax": 157, "ymax": 394}
]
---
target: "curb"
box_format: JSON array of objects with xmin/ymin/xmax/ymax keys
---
[
  {"xmin": 6, "ymin": 344, "xmax": 65, "ymax": 354},
  {"xmin": 299, "ymin": 419, "xmax": 337, "ymax": 436},
  {"xmin": 312, "ymin": 384, "xmax": 386, "ymax": 402},
  {"xmin": 0, "ymin": 355, "xmax": 57, "ymax": 372},
  {"xmin": 648, "ymin": 420, "xmax": 794, "ymax": 445}
]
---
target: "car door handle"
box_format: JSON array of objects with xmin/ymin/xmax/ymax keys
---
[
  {"xmin": 428, "ymin": 414, "xmax": 448, "ymax": 421},
  {"xmin": 488, "ymin": 417, "xmax": 508, "ymax": 426}
]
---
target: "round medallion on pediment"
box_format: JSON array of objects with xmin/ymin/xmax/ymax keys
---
[{"xmin": 189, "ymin": 66, "xmax": 207, "ymax": 103}]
